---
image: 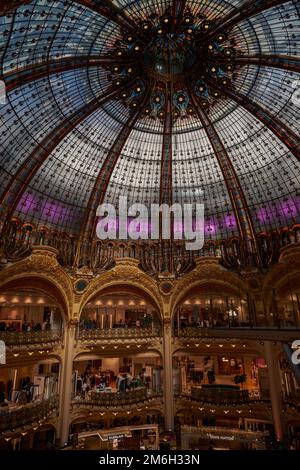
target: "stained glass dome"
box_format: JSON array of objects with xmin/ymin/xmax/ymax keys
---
[{"xmin": 0, "ymin": 0, "xmax": 299, "ymax": 246}]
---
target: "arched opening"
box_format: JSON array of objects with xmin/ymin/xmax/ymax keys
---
[
  {"xmin": 79, "ymin": 284, "xmax": 162, "ymax": 338},
  {"xmin": 271, "ymin": 274, "xmax": 300, "ymax": 328},
  {"xmin": 172, "ymin": 281, "xmax": 250, "ymax": 334},
  {"xmin": 172, "ymin": 349, "xmax": 266, "ymax": 400},
  {"xmin": 0, "ymin": 276, "xmax": 67, "ymax": 335},
  {"xmin": 72, "ymin": 350, "xmax": 163, "ymax": 402}
]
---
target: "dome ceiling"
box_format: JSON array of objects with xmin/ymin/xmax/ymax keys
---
[{"xmin": 0, "ymin": 0, "xmax": 299, "ymax": 244}]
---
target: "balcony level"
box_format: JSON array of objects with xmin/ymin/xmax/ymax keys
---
[
  {"xmin": 71, "ymin": 388, "xmax": 163, "ymax": 413},
  {"xmin": 175, "ymin": 326, "xmax": 300, "ymax": 342},
  {"xmin": 0, "ymin": 330, "xmax": 63, "ymax": 351},
  {"xmin": 0, "ymin": 396, "xmax": 58, "ymax": 434}
]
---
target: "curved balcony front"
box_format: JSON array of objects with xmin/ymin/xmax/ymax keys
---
[
  {"xmin": 71, "ymin": 388, "xmax": 163, "ymax": 412},
  {"xmin": 175, "ymin": 387, "xmax": 268, "ymax": 406},
  {"xmin": 0, "ymin": 396, "xmax": 58, "ymax": 433},
  {"xmin": 0, "ymin": 329, "xmax": 63, "ymax": 350},
  {"xmin": 175, "ymin": 326, "xmax": 300, "ymax": 342}
]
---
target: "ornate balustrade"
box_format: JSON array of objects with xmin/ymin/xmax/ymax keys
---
[
  {"xmin": 72, "ymin": 388, "xmax": 162, "ymax": 408},
  {"xmin": 0, "ymin": 396, "xmax": 58, "ymax": 432},
  {"xmin": 179, "ymin": 386, "xmax": 264, "ymax": 404},
  {"xmin": 2, "ymin": 217, "xmax": 300, "ymax": 274},
  {"xmin": 0, "ymin": 329, "xmax": 62, "ymax": 347},
  {"xmin": 78, "ymin": 327, "xmax": 161, "ymax": 341},
  {"xmin": 175, "ymin": 326, "xmax": 300, "ymax": 341}
]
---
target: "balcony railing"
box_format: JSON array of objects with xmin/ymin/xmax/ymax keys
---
[
  {"xmin": 0, "ymin": 396, "xmax": 58, "ymax": 432},
  {"xmin": 176, "ymin": 387, "xmax": 266, "ymax": 404},
  {"xmin": 0, "ymin": 329, "xmax": 62, "ymax": 346},
  {"xmin": 78, "ymin": 327, "xmax": 161, "ymax": 340},
  {"xmin": 175, "ymin": 326, "xmax": 300, "ymax": 339},
  {"xmin": 72, "ymin": 388, "xmax": 162, "ymax": 407}
]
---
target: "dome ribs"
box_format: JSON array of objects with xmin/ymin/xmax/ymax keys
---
[
  {"xmin": 73, "ymin": 90, "xmax": 151, "ymax": 266},
  {"xmin": 220, "ymin": 54, "xmax": 300, "ymax": 74},
  {"xmin": 191, "ymin": 92, "xmax": 259, "ymax": 260},
  {"xmin": 0, "ymin": 80, "xmax": 136, "ymax": 232},
  {"xmin": 203, "ymin": 0, "xmax": 293, "ymax": 42},
  {"xmin": 207, "ymin": 79, "xmax": 300, "ymax": 161},
  {"xmin": 76, "ymin": 0, "xmax": 148, "ymax": 44},
  {"xmin": 2, "ymin": 56, "xmax": 132, "ymax": 92}
]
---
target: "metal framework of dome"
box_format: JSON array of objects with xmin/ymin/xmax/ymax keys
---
[{"xmin": 0, "ymin": 0, "xmax": 299, "ymax": 272}]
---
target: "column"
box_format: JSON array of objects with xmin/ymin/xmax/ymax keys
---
[
  {"xmin": 58, "ymin": 320, "xmax": 77, "ymax": 447},
  {"xmin": 163, "ymin": 318, "xmax": 174, "ymax": 432},
  {"xmin": 264, "ymin": 341, "xmax": 284, "ymax": 442}
]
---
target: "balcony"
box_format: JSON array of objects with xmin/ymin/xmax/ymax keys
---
[
  {"xmin": 0, "ymin": 329, "xmax": 62, "ymax": 348},
  {"xmin": 176, "ymin": 386, "xmax": 266, "ymax": 405},
  {"xmin": 0, "ymin": 396, "xmax": 58, "ymax": 433},
  {"xmin": 175, "ymin": 326, "xmax": 299, "ymax": 342},
  {"xmin": 78, "ymin": 326, "xmax": 161, "ymax": 341},
  {"xmin": 72, "ymin": 388, "xmax": 162, "ymax": 409}
]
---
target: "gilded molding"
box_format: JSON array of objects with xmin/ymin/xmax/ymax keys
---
[{"xmin": 78, "ymin": 261, "xmax": 163, "ymax": 318}]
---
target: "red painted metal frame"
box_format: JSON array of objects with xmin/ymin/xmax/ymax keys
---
[
  {"xmin": 3, "ymin": 56, "xmax": 133, "ymax": 92},
  {"xmin": 76, "ymin": 0, "xmax": 147, "ymax": 43},
  {"xmin": 221, "ymin": 54, "xmax": 300, "ymax": 74},
  {"xmin": 77, "ymin": 93, "xmax": 150, "ymax": 244},
  {"xmin": 159, "ymin": 92, "xmax": 173, "ymax": 207},
  {"xmin": 191, "ymin": 93, "xmax": 257, "ymax": 242},
  {"xmin": 205, "ymin": 0, "xmax": 293, "ymax": 41},
  {"xmin": 207, "ymin": 80, "xmax": 300, "ymax": 161},
  {"xmin": 0, "ymin": 80, "xmax": 137, "ymax": 223}
]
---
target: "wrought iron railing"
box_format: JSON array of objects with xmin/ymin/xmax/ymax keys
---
[
  {"xmin": 176, "ymin": 387, "xmax": 266, "ymax": 404},
  {"xmin": 78, "ymin": 327, "xmax": 161, "ymax": 340},
  {"xmin": 0, "ymin": 396, "xmax": 59, "ymax": 432},
  {"xmin": 72, "ymin": 388, "xmax": 162, "ymax": 407},
  {"xmin": 0, "ymin": 329, "xmax": 62, "ymax": 346}
]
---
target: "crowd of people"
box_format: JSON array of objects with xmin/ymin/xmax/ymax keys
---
[{"xmin": 75, "ymin": 364, "xmax": 150, "ymax": 398}]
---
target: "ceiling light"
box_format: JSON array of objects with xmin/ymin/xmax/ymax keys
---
[
  {"xmin": 134, "ymin": 45, "xmax": 140, "ymax": 51},
  {"xmin": 128, "ymin": 67, "xmax": 133, "ymax": 73},
  {"xmin": 114, "ymin": 67, "xmax": 119, "ymax": 72},
  {"xmin": 157, "ymin": 29, "xmax": 163, "ymax": 34},
  {"xmin": 127, "ymin": 36, "xmax": 133, "ymax": 42}
]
